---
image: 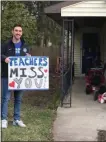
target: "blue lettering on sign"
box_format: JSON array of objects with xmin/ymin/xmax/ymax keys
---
[
  {"xmin": 9, "ymin": 56, "xmax": 48, "ymax": 67},
  {"xmin": 10, "ymin": 57, "xmax": 18, "ymax": 66},
  {"xmin": 34, "ymin": 58, "xmax": 38, "ymax": 66},
  {"xmin": 19, "ymin": 58, "xmax": 25, "ymax": 66},
  {"xmin": 43, "ymin": 57, "xmax": 47, "ymax": 66},
  {"xmin": 24, "ymin": 58, "xmax": 30, "ymax": 66},
  {"xmin": 39, "ymin": 58, "xmax": 42, "ymax": 66}
]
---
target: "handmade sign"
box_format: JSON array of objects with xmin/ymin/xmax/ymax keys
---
[{"xmin": 8, "ymin": 56, "xmax": 49, "ymax": 90}]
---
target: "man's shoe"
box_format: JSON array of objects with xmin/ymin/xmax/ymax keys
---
[
  {"xmin": 2, "ymin": 120, "xmax": 8, "ymax": 128},
  {"xmin": 13, "ymin": 120, "xmax": 26, "ymax": 127}
]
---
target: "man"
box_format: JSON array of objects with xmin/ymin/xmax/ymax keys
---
[{"xmin": 1, "ymin": 24, "xmax": 31, "ymax": 128}]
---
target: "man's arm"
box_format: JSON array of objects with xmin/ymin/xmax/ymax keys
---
[
  {"xmin": 1, "ymin": 43, "xmax": 10, "ymax": 63},
  {"xmin": 25, "ymin": 45, "xmax": 31, "ymax": 56},
  {"xmin": 1, "ymin": 43, "xmax": 7, "ymax": 62}
]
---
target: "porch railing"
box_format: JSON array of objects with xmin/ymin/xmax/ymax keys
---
[{"xmin": 60, "ymin": 18, "xmax": 74, "ymax": 107}]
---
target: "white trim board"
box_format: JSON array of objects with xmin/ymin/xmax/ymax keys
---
[{"xmin": 61, "ymin": 1, "xmax": 106, "ymax": 17}]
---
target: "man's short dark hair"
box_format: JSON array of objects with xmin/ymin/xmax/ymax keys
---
[{"xmin": 12, "ymin": 24, "xmax": 22, "ymax": 30}]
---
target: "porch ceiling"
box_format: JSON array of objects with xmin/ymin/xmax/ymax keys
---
[
  {"xmin": 45, "ymin": 15, "xmax": 106, "ymax": 29},
  {"xmin": 74, "ymin": 17, "xmax": 106, "ymax": 28}
]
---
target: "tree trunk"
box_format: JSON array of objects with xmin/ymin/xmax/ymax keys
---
[{"xmin": 40, "ymin": 33, "xmax": 44, "ymax": 48}]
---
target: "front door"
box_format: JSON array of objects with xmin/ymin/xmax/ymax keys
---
[{"xmin": 82, "ymin": 33, "xmax": 99, "ymax": 74}]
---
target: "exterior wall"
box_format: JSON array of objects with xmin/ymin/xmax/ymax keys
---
[
  {"xmin": 74, "ymin": 27, "xmax": 100, "ymax": 77},
  {"xmin": 74, "ymin": 30, "xmax": 81, "ymax": 76}
]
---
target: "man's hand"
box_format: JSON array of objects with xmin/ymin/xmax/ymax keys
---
[
  {"xmin": 5, "ymin": 57, "xmax": 10, "ymax": 63},
  {"xmin": 26, "ymin": 53, "xmax": 31, "ymax": 56}
]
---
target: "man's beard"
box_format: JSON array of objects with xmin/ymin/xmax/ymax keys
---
[{"xmin": 14, "ymin": 35, "xmax": 21, "ymax": 40}]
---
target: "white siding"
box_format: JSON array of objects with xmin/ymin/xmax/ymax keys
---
[
  {"xmin": 74, "ymin": 31, "xmax": 81, "ymax": 76},
  {"xmin": 61, "ymin": 1, "xmax": 106, "ymax": 17}
]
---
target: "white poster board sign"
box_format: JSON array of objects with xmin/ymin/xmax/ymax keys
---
[{"xmin": 8, "ymin": 56, "xmax": 49, "ymax": 90}]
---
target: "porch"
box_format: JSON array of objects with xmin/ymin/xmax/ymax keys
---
[
  {"xmin": 44, "ymin": 2, "xmax": 106, "ymax": 140},
  {"xmin": 44, "ymin": 1, "xmax": 106, "ymax": 107}
]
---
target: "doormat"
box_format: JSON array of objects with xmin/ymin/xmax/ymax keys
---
[{"xmin": 97, "ymin": 130, "xmax": 106, "ymax": 141}]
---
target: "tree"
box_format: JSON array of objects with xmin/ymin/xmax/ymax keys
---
[
  {"xmin": 23, "ymin": 1, "xmax": 61, "ymax": 47},
  {"xmin": 1, "ymin": 1, "xmax": 37, "ymax": 45}
]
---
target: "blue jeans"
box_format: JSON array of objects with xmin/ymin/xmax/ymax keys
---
[{"xmin": 1, "ymin": 78, "xmax": 23, "ymax": 120}]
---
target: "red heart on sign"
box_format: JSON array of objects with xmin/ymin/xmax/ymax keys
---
[
  {"xmin": 9, "ymin": 81, "xmax": 15, "ymax": 88},
  {"xmin": 44, "ymin": 69, "xmax": 48, "ymax": 73}
]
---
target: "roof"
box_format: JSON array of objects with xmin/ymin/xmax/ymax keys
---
[{"xmin": 44, "ymin": 1, "xmax": 81, "ymax": 14}]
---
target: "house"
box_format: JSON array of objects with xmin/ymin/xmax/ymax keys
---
[{"xmin": 44, "ymin": 1, "xmax": 106, "ymax": 106}]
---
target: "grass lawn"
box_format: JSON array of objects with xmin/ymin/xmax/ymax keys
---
[
  {"xmin": 2, "ymin": 100, "xmax": 56, "ymax": 141},
  {"xmin": 2, "ymin": 98, "xmax": 56, "ymax": 141},
  {"xmin": 2, "ymin": 74, "xmax": 60, "ymax": 141}
]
